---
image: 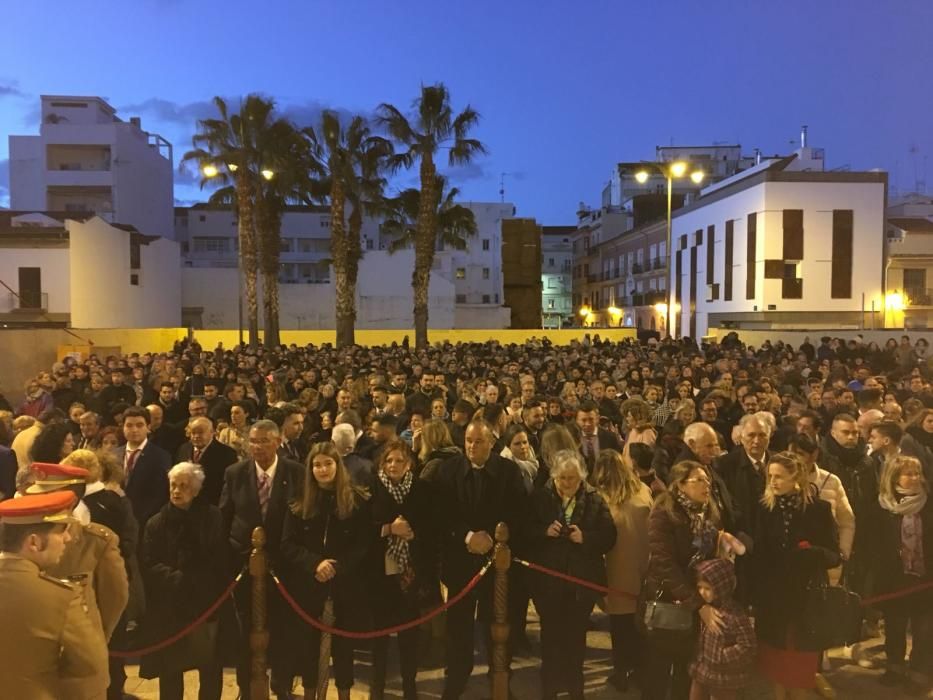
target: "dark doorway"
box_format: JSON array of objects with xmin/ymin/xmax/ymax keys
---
[{"xmin": 18, "ymin": 267, "xmax": 42, "ymax": 309}]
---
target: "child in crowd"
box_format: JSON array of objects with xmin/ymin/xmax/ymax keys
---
[{"xmin": 689, "ymin": 558, "xmax": 756, "ymax": 700}]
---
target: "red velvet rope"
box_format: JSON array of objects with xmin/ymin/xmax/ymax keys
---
[
  {"xmin": 108, "ymin": 571, "xmax": 244, "ymax": 659},
  {"xmin": 859, "ymin": 578, "xmax": 933, "ymax": 607},
  {"xmin": 273, "ymin": 560, "xmax": 493, "ymax": 639},
  {"xmin": 514, "ymin": 557, "xmax": 638, "ymax": 600}
]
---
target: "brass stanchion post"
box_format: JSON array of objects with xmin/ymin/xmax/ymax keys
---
[
  {"xmin": 250, "ymin": 526, "xmax": 270, "ymax": 700},
  {"xmin": 491, "ymin": 522, "xmax": 511, "ymax": 700}
]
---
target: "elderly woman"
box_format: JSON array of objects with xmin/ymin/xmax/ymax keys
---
[
  {"xmin": 369, "ymin": 440, "xmax": 436, "ymax": 700},
  {"xmin": 139, "ymin": 462, "xmax": 227, "ymax": 700},
  {"xmin": 643, "ymin": 461, "xmax": 723, "ymax": 700},
  {"xmin": 529, "ymin": 449, "xmax": 616, "ymax": 700},
  {"xmin": 280, "ymin": 442, "xmax": 372, "ymax": 700},
  {"xmin": 751, "ymin": 452, "xmax": 840, "ymax": 699},
  {"xmin": 591, "ymin": 448, "xmax": 653, "ymax": 691},
  {"xmin": 872, "ymin": 456, "xmax": 933, "ymax": 691}
]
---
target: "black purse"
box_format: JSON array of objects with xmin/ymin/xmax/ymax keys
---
[
  {"xmin": 801, "ymin": 578, "xmax": 863, "ymax": 649},
  {"xmin": 636, "ymin": 579, "xmax": 696, "ymax": 648}
]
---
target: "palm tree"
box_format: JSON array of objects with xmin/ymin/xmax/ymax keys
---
[
  {"xmin": 182, "ymin": 95, "xmax": 279, "ymax": 348},
  {"xmin": 377, "ymin": 84, "xmax": 487, "ymax": 348},
  {"xmin": 301, "ymin": 112, "xmax": 391, "ymax": 348},
  {"xmin": 382, "ymin": 176, "xmax": 479, "ymax": 309}
]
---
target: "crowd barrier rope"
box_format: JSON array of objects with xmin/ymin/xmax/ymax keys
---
[
  {"xmin": 859, "ymin": 578, "xmax": 933, "ymax": 607},
  {"xmin": 108, "ymin": 570, "xmax": 244, "ymax": 659},
  {"xmin": 513, "ymin": 557, "xmax": 639, "ymax": 600},
  {"xmin": 272, "ymin": 560, "xmax": 493, "ymax": 640}
]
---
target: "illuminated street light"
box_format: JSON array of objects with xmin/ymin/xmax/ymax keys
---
[
  {"xmin": 654, "ymin": 302, "xmax": 668, "ymax": 314},
  {"xmin": 886, "ymin": 292, "xmax": 904, "ymax": 311},
  {"xmin": 607, "ymin": 306, "xmax": 621, "ymax": 316},
  {"xmin": 669, "ymin": 161, "xmax": 688, "ymax": 178},
  {"xmin": 634, "ymin": 170, "xmax": 650, "ymax": 184},
  {"xmin": 261, "ymin": 169, "xmax": 275, "ymax": 180},
  {"xmin": 690, "ymin": 170, "xmax": 705, "ymax": 184},
  {"xmin": 202, "ymin": 164, "xmax": 219, "ymax": 178},
  {"xmin": 227, "ymin": 162, "xmax": 239, "ymax": 172},
  {"xmin": 579, "ymin": 306, "xmax": 591, "ymax": 317}
]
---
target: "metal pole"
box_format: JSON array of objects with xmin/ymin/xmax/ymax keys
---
[
  {"xmin": 666, "ymin": 175, "xmax": 674, "ymax": 339},
  {"xmin": 249, "ymin": 527, "xmax": 269, "ymax": 700},
  {"xmin": 491, "ymin": 522, "xmax": 512, "ymax": 700}
]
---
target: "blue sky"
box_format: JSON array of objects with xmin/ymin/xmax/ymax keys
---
[{"xmin": 1, "ymin": 0, "xmax": 931, "ymax": 223}]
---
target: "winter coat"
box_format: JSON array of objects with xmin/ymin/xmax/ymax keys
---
[
  {"xmin": 418, "ymin": 445, "xmax": 461, "ymax": 482},
  {"xmin": 689, "ymin": 558, "xmax": 756, "ymax": 691},
  {"xmin": 809, "ymin": 465, "xmax": 856, "ymax": 560},
  {"xmin": 751, "ymin": 496, "xmax": 840, "ymax": 651},
  {"xmin": 527, "ymin": 480, "xmax": 616, "ymax": 606},
  {"xmin": 870, "ymin": 495, "xmax": 933, "ymax": 613},
  {"xmin": 601, "ymin": 482, "xmax": 652, "ymax": 614},
  {"xmin": 139, "ymin": 500, "xmax": 228, "ymax": 678}
]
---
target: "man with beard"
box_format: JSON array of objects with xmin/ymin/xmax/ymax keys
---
[{"xmin": 819, "ymin": 413, "xmax": 879, "ymax": 594}]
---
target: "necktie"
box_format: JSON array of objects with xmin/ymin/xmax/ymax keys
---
[
  {"xmin": 754, "ymin": 460, "xmax": 763, "ymax": 473},
  {"xmin": 469, "ymin": 467, "xmax": 485, "ymax": 509},
  {"xmin": 126, "ymin": 449, "xmax": 141, "ymax": 480},
  {"xmin": 258, "ymin": 471, "xmax": 272, "ymax": 518},
  {"xmin": 192, "ymin": 448, "xmax": 202, "ymax": 464}
]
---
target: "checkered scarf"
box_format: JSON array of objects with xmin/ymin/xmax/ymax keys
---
[{"xmin": 378, "ymin": 469, "xmax": 413, "ymax": 577}]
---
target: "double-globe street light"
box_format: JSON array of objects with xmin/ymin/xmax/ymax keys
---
[
  {"xmin": 633, "ymin": 161, "xmax": 704, "ymax": 338},
  {"xmin": 202, "ymin": 163, "xmax": 275, "ymax": 345}
]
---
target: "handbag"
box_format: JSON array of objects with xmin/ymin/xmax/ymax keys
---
[
  {"xmin": 642, "ymin": 587, "xmax": 695, "ymax": 634},
  {"xmin": 801, "ymin": 578, "xmax": 863, "ymax": 649}
]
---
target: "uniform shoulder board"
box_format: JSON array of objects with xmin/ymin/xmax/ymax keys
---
[
  {"xmin": 39, "ymin": 572, "xmax": 76, "ymax": 590},
  {"xmin": 84, "ymin": 523, "xmax": 115, "ymax": 540}
]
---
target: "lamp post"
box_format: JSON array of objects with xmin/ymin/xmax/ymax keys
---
[
  {"xmin": 202, "ymin": 162, "xmax": 274, "ymax": 347},
  {"xmin": 634, "ymin": 162, "xmax": 704, "ymax": 339}
]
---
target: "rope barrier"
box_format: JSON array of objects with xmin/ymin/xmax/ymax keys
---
[
  {"xmin": 513, "ymin": 558, "xmax": 638, "ymax": 600},
  {"xmin": 273, "ymin": 560, "xmax": 493, "ymax": 639},
  {"xmin": 108, "ymin": 570, "xmax": 244, "ymax": 659},
  {"xmin": 860, "ymin": 578, "xmax": 933, "ymax": 607}
]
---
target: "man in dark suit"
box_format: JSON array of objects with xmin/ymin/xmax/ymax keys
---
[
  {"xmin": 713, "ymin": 414, "xmax": 771, "ymax": 533},
  {"xmin": 146, "ymin": 404, "xmax": 186, "ymax": 458},
  {"xmin": 574, "ymin": 400, "xmax": 622, "ymax": 472},
  {"xmin": 433, "ymin": 420, "xmax": 528, "ymax": 700},
  {"xmin": 176, "ymin": 416, "xmax": 238, "ymax": 506},
  {"xmin": 155, "ymin": 381, "xmax": 188, "ymax": 428},
  {"xmin": 219, "ymin": 419, "xmax": 304, "ymax": 700},
  {"xmin": 270, "ymin": 403, "xmax": 306, "ymax": 465},
  {"xmin": 116, "ymin": 406, "xmax": 171, "ymax": 534},
  {"xmin": 674, "ymin": 422, "xmax": 738, "ymax": 534}
]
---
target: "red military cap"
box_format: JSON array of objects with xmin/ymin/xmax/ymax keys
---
[
  {"xmin": 27, "ymin": 462, "xmax": 90, "ymax": 494},
  {"xmin": 0, "ymin": 491, "xmax": 78, "ymax": 525}
]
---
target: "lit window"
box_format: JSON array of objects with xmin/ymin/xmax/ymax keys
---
[
  {"xmin": 482, "ymin": 268, "xmax": 490, "ymax": 279},
  {"xmin": 456, "ymin": 268, "xmax": 465, "ymax": 279}
]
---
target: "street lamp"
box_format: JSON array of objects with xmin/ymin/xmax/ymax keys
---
[{"xmin": 633, "ymin": 161, "xmax": 705, "ymax": 339}]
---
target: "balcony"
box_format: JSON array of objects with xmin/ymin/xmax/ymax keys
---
[
  {"xmin": 631, "ymin": 262, "xmax": 643, "ymax": 274},
  {"xmin": 630, "ymin": 291, "xmax": 667, "ymax": 306},
  {"xmin": 907, "ymin": 288, "xmax": 933, "ymax": 306},
  {"xmin": 652, "ymin": 257, "xmax": 665, "ymax": 270},
  {"xmin": 5, "ymin": 291, "xmax": 48, "ymax": 312},
  {"xmin": 586, "ymin": 274, "xmax": 598, "ymax": 283}
]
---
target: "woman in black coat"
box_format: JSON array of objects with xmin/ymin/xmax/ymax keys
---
[
  {"xmin": 752, "ymin": 452, "xmax": 840, "ymax": 699},
  {"xmin": 140, "ymin": 462, "xmax": 228, "ymax": 700},
  {"xmin": 280, "ymin": 441, "xmax": 372, "ymax": 700},
  {"xmin": 872, "ymin": 455, "xmax": 933, "ymax": 691},
  {"xmin": 528, "ymin": 448, "xmax": 616, "ymax": 700},
  {"xmin": 369, "ymin": 439, "xmax": 437, "ymax": 700}
]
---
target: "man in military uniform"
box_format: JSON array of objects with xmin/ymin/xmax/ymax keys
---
[
  {"xmin": 28, "ymin": 462, "xmax": 129, "ymax": 640},
  {"xmin": 0, "ymin": 491, "xmax": 109, "ymax": 699}
]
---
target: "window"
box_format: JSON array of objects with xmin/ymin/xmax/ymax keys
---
[
  {"xmin": 548, "ymin": 278, "xmax": 559, "ymax": 289},
  {"xmin": 658, "ymin": 276, "xmax": 666, "ymax": 291},
  {"xmin": 482, "ymin": 239, "xmax": 490, "ymax": 251},
  {"xmin": 548, "ymin": 257, "xmax": 555, "ymax": 267},
  {"xmin": 130, "ymin": 273, "xmax": 139, "ymax": 286},
  {"xmin": 456, "ymin": 294, "xmax": 467, "ymax": 303},
  {"xmin": 482, "ymin": 268, "xmax": 490, "ymax": 279},
  {"xmin": 129, "ymin": 240, "xmax": 140, "ymax": 269},
  {"xmin": 831, "ymin": 210, "xmax": 853, "ymax": 298},
  {"xmin": 320, "ymin": 219, "xmax": 331, "ymax": 228},
  {"xmin": 456, "ymin": 268, "xmax": 465, "ymax": 279},
  {"xmin": 299, "ymin": 263, "xmax": 313, "ymax": 277},
  {"xmin": 482, "ymin": 294, "xmax": 491, "ymax": 304},
  {"xmin": 783, "ymin": 209, "xmax": 804, "ymax": 260},
  {"xmin": 706, "ymin": 225, "xmax": 715, "ymax": 285},
  {"xmin": 366, "ymin": 239, "xmax": 374, "ymax": 250},
  {"xmin": 782, "ymin": 262, "xmax": 803, "ymax": 299},
  {"xmin": 746, "ymin": 213, "xmax": 757, "ymax": 300},
  {"xmin": 495, "ymin": 293, "xmax": 499, "ymax": 303},
  {"xmin": 199, "ymin": 215, "xmax": 206, "ymax": 223},
  {"xmin": 548, "ymin": 299, "xmax": 555, "ymax": 309},
  {"xmin": 724, "ymin": 220, "xmax": 734, "ymax": 301},
  {"xmin": 280, "ymin": 238, "xmax": 293, "ymax": 253}
]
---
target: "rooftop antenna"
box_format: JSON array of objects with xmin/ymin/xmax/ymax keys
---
[{"xmin": 499, "ymin": 172, "xmax": 511, "ymax": 203}]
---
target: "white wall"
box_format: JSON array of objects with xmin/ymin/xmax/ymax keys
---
[
  {"xmin": 8, "ymin": 136, "xmax": 44, "ymax": 210},
  {"xmin": 671, "ymin": 178, "xmax": 886, "ymax": 338},
  {"xmin": 0, "ymin": 248, "xmax": 70, "ymax": 313},
  {"xmin": 450, "ymin": 202, "xmax": 513, "ymax": 304},
  {"xmin": 69, "ymin": 217, "xmax": 181, "ymax": 327}
]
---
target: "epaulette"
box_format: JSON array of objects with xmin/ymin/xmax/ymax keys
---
[
  {"xmin": 38, "ymin": 572, "xmax": 76, "ymax": 590},
  {"xmin": 84, "ymin": 523, "xmax": 116, "ymax": 541}
]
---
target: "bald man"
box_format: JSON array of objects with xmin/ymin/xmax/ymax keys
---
[{"xmin": 176, "ymin": 417, "xmax": 238, "ymax": 505}]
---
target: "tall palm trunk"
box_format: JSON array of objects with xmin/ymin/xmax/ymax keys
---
[
  {"xmin": 256, "ymin": 199, "xmax": 282, "ymax": 348},
  {"xmin": 235, "ymin": 176, "xmax": 260, "ymax": 348},
  {"xmin": 346, "ymin": 204, "xmax": 364, "ymax": 342},
  {"xmin": 413, "ymin": 155, "xmax": 438, "ymax": 349},
  {"xmin": 331, "ymin": 181, "xmax": 354, "ymax": 348}
]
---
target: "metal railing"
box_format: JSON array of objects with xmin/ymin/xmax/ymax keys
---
[
  {"xmin": 5, "ymin": 291, "xmax": 48, "ymax": 312},
  {"xmin": 907, "ymin": 288, "xmax": 933, "ymax": 306}
]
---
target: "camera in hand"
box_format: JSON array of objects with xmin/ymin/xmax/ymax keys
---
[{"xmin": 559, "ymin": 523, "xmax": 572, "ymax": 537}]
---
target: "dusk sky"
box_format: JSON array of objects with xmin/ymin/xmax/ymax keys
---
[{"xmin": 1, "ymin": 0, "xmax": 931, "ymax": 224}]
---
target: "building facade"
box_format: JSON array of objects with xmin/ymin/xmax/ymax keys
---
[
  {"xmin": 541, "ymin": 226, "xmax": 574, "ymax": 327},
  {"xmin": 9, "ymin": 96, "xmax": 174, "ymax": 238},
  {"xmin": 886, "ymin": 193, "xmax": 933, "ymax": 328},
  {"xmin": 670, "ymin": 155, "xmax": 887, "ymax": 338}
]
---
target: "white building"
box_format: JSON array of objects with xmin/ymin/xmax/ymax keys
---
[
  {"xmin": 0, "ymin": 212, "xmax": 181, "ymax": 328},
  {"xmin": 669, "ymin": 152, "xmax": 887, "ymax": 338},
  {"xmin": 541, "ymin": 226, "xmax": 574, "ymax": 327},
  {"xmin": 9, "ymin": 95, "xmax": 173, "ymax": 238},
  {"xmin": 886, "ymin": 193, "xmax": 933, "ymax": 328}
]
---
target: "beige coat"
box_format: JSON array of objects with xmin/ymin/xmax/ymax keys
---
[
  {"xmin": 47, "ymin": 522, "xmax": 129, "ymax": 642},
  {"xmin": 0, "ymin": 554, "xmax": 109, "ymax": 700},
  {"xmin": 602, "ymin": 481, "xmax": 653, "ymax": 614}
]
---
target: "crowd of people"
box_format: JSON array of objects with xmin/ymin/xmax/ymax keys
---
[{"xmin": 0, "ymin": 331, "xmax": 931, "ymax": 700}]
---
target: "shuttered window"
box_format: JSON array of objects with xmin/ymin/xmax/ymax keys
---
[
  {"xmin": 724, "ymin": 220, "xmax": 734, "ymax": 301},
  {"xmin": 746, "ymin": 213, "xmax": 757, "ymax": 300},
  {"xmin": 783, "ymin": 209, "xmax": 804, "ymax": 260},
  {"xmin": 831, "ymin": 210, "xmax": 853, "ymax": 298}
]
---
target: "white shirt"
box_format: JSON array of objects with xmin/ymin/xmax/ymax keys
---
[
  {"xmin": 125, "ymin": 438, "xmax": 148, "ymax": 468},
  {"xmin": 255, "ymin": 455, "xmax": 278, "ymax": 486}
]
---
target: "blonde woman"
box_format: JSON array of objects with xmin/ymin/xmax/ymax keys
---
[
  {"xmin": 538, "ymin": 422, "xmax": 579, "ymax": 474},
  {"xmin": 280, "ymin": 442, "xmax": 371, "ymax": 700},
  {"xmin": 752, "ymin": 452, "xmax": 840, "ymax": 699},
  {"xmin": 872, "ymin": 456, "xmax": 932, "ymax": 691},
  {"xmin": 591, "ymin": 449, "xmax": 652, "ymax": 691},
  {"xmin": 418, "ymin": 418, "xmax": 461, "ymax": 481}
]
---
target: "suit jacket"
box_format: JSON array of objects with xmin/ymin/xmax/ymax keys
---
[
  {"xmin": 578, "ymin": 427, "xmax": 622, "ymax": 471},
  {"xmin": 219, "ymin": 456, "xmax": 304, "ymax": 568},
  {"xmin": 0, "ymin": 445, "xmax": 16, "ymax": 500},
  {"xmin": 176, "ymin": 439, "xmax": 239, "ymax": 506},
  {"xmin": 714, "ymin": 447, "xmax": 769, "ymax": 534},
  {"xmin": 277, "ymin": 438, "xmax": 307, "ymax": 465},
  {"xmin": 433, "ymin": 453, "xmax": 529, "ymax": 589},
  {"xmin": 150, "ymin": 424, "xmax": 186, "ymax": 459},
  {"xmin": 117, "ymin": 441, "xmax": 171, "ymax": 533}
]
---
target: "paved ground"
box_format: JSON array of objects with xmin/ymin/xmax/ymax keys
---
[{"xmin": 123, "ymin": 611, "xmax": 932, "ymax": 699}]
